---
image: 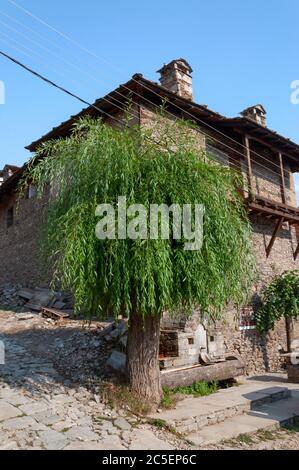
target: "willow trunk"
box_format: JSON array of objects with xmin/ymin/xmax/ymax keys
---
[{"xmin": 126, "ymin": 308, "xmax": 163, "ymax": 406}]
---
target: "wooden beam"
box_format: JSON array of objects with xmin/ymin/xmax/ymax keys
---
[
  {"xmin": 248, "ymin": 202, "xmax": 299, "ymax": 224},
  {"xmin": 244, "ymin": 135, "xmax": 253, "ymax": 194},
  {"xmin": 294, "ymin": 242, "xmax": 299, "ymax": 261},
  {"xmin": 161, "ymin": 359, "xmax": 245, "ymax": 389},
  {"xmin": 266, "ymin": 217, "xmax": 284, "ymax": 258},
  {"xmin": 279, "ymin": 152, "xmax": 286, "ymax": 204},
  {"xmin": 253, "ymin": 194, "xmax": 298, "ymax": 212},
  {"xmin": 233, "ymin": 127, "xmax": 299, "ymax": 164}
]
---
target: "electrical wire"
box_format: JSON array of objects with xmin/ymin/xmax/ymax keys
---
[
  {"xmin": 0, "ymin": 2, "xmax": 294, "ymax": 194},
  {"xmin": 0, "ymin": 46, "xmax": 288, "ymax": 198},
  {"xmin": 5, "ymin": 0, "xmax": 296, "ymax": 180}
]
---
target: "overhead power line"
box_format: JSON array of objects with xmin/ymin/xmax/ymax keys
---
[
  {"xmin": 0, "ymin": 47, "xmax": 253, "ymax": 195},
  {"xmin": 0, "ymin": 47, "xmax": 288, "ymax": 193},
  {"xmin": 5, "ymin": 0, "xmax": 294, "ymax": 181},
  {"xmin": 1, "ymin": 0, "xmax": 293, "ymax": 199},
  {"xmin": 0, "ymin": 48, "xmax": 130, "ymax": 125}
]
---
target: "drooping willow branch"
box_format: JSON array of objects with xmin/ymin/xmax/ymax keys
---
[{"xmin": 19, "ymin": 116, "xmax": 256, "ymax": 320}]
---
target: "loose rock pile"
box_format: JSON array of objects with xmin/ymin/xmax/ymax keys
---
[
  {"xmin": 0, "ymin": 284, "xmax": 129, "ymax": 387},
  {"xmin": 53, "ymin": 320, "xmax": 129, "ymax": 388},
  {"xmin": 0, "ymin": 284, "xmax": 26, "ymax": 309},
  {"xmin": 0, "ymin": 284, "xmax": 73, "ymax": 313}
]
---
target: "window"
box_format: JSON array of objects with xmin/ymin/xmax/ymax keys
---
[
  {"xmin": 239, "ymin": 307, "xmax": 256, "ymax": 331},
  {"xmin": 7, "ymin": 206, "xmax": 14, "ymax": 228}
]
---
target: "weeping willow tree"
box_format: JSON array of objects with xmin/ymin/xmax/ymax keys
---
[{"xmin": 21, "ymin": 116, "xmax": 255, "ymax": 405}]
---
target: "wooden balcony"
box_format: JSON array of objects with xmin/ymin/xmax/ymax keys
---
[
  {"xmin": 245, "ymin": 194, "xmax": 299, "ymax": 259},
  {"xmin": 246, "ymin": 194, "xmax": 299, "ymax": 224}
]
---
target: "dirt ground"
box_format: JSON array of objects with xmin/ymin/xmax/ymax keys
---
[
  {"xmin": 0, "ymin": 309, "xmax": 186, "ymax": 450},
  {"xmin": 0, "ymin": 308, "xmax": 298, "ymax": 451}
]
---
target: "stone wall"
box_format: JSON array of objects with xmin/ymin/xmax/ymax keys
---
[
  {"xmin": 0, "ymin": 189, "xmax": 49, "ymax": 287},
  {"xmin": 140, "ymin": 106, "xmax": 299, "ymax": 375},
  {"xmin": 249, "ymin": 140, "xmax": 296, "ymax": 205},
  {"xmin": 0, "ymin": 106, "xmax": 138, "ymax": 289},
  {"xmin": 1, "ymin": 102, "xmax": 299, "ymax": 376},
  {"xmin": 221, "ymin": 213, "xmax": 299, "ymax": 375},
  {"xmin": 140, "ymin": 105, "xmax": 206, "ymax": 150}
]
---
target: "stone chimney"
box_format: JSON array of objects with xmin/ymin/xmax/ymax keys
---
[
  {"xmin": 1, "ymin": 165, "xmax": 20, "ymax": 183},
  {"xmin": 241, "ymin": 104, "xmax": 267, "ymax": 127},
  {"xmin": 157, "ymin": 59, "xmax": 193, "ymax": 101}
]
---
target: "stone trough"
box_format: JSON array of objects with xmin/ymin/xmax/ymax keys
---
[
  {"xmin": 281, "ymin": 352, "xmax": 299, "ymax": 384},
  {"xmin": 287, "ymin": 364, "xmax": 299, "ymax": 383}
]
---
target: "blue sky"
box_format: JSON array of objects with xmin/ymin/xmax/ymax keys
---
[{"xmin": 0, "ymin": 0, "xmax": 299, "ymax": 195}]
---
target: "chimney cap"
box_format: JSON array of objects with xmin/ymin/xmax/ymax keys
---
[
  {"xmin": 241, "ymin": 104, "xmax": 267, "ymax": 127},
  {"xmin": 2, "ymin": 164, "xmax": 20, "ymax": 172},
  {"xmin": 241, "ymin": 104, "xmax": 267, "ymax": 116},
  {"xmin": 157, "ymin": 58, "xmax": 193, "ymax": 75}
]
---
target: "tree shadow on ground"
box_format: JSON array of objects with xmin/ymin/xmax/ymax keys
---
[
  {"xmin": 246, "ymin": 374, "xmax": 289, "ymax": 383},
  {"xmin": 0, "ymin": 323, "xmax": 114, "ymax": 397}
]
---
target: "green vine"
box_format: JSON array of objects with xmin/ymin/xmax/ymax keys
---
[{"xmin": 256, "ymin": 270, "xmax": 299, "ymax": 334}]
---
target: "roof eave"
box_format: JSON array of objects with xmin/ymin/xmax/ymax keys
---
[{"xmin": 25, "ymin": 74, "xmax": 299, "ymax": 165}]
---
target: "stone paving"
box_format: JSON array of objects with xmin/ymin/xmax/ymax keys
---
[
  {"xmin": 206, "ymin": 426, "xmax": 299, "ymax": 450},
  {"xmin": 1, "ymin": 308, "xmax": 298, "ymax": 451},
  {"xmin": 0, "ymin": 310, "xmax": 183, "ymax": 451},
  {"xmin": 151, "ymin": 373, "xmax": 299, "ymax": 434}
]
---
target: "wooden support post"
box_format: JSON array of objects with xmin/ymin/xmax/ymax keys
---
[
  {"xmin": 244, "ymin": 135, "xmax": 253, "ymax": 197},
  {"xmin": 294, "ymin": 242, "xmax": 299, "ymax": 261},
  {"xmin": 285, "ymin": 317, "xmax": 294, "ymax": 353},
  {"xmin": 229, "ymin": 153, "xmax": 244, "ymax": 197},
  {"xmin": 266, "ymin": 217, "xmax": 284, "ymax": 258},
  {"xmin": 279, "ymin": 152, "xmax": 286, "ymax": 204}
]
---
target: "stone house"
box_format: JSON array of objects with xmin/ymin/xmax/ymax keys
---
[{"xmin": 1, "ymin": 58, "xmax": 299, "ymax": 375}]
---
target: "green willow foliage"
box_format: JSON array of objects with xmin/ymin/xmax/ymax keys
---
[
  {"xmin": 21, "ymin": 117, "xmax": 255, "ymax": 319},
  {"xmin": 256, "ymin": 270, "xmax": 299, "ymax": 334}
]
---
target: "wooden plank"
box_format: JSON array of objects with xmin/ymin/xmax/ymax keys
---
[
  {"xmin": 17, "ymin": 288, "xmax": 34, "ymax": 300},
  {"xmin": 266, "ymin": 217, "xmax": 284, "ymax": 258},
  {"xmin": 253, "ymin": 194, "xmax": 298, "ymax": 212},
  {"xmin": 285, "ymin": 317, "xmax": 295, "ymax": 353},
  {"xmin": 243, "ymin": 135, "xmax": 253, "ymax": 194},
  {"xmin": 248, "ymin": 202, "xmax": 299, "ymax": 224},
  {"xmin": 232, "ymin": 127, "xmax": 299, "ymax": 165},
  {"xmin": 42, "ymin": 307, "xmax": 70, "ymax": 320},
  {"xmin": 294, "ymin": 243, "xmax": 299, "ymax": 261},
  {"xmin": 279, "ymin": 152, "xmax": 286, "ymax": 204},
  {"xmin": 161, "ymin": 359, "xmax": 245, "ymax": 389}
]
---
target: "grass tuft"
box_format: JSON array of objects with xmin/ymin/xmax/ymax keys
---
[
  {"xmin": 237, "ymin": 433, "xmax": 255, "ymax": 445},
  {"xmin": 100, "ymin": 382, "xmax": 151, "ymax": 415},
  {"xmin": 161, "ymin": 380, "xmax": 219, "ymax": 409}
]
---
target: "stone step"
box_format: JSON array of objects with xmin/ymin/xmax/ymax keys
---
[
  {"xmin": 151, "ymin": 381, "xmax": 292, "ymax": 434},
  {"xmin": 188, "ymin": 392, "xmax": 299, "ymax": 446}
]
